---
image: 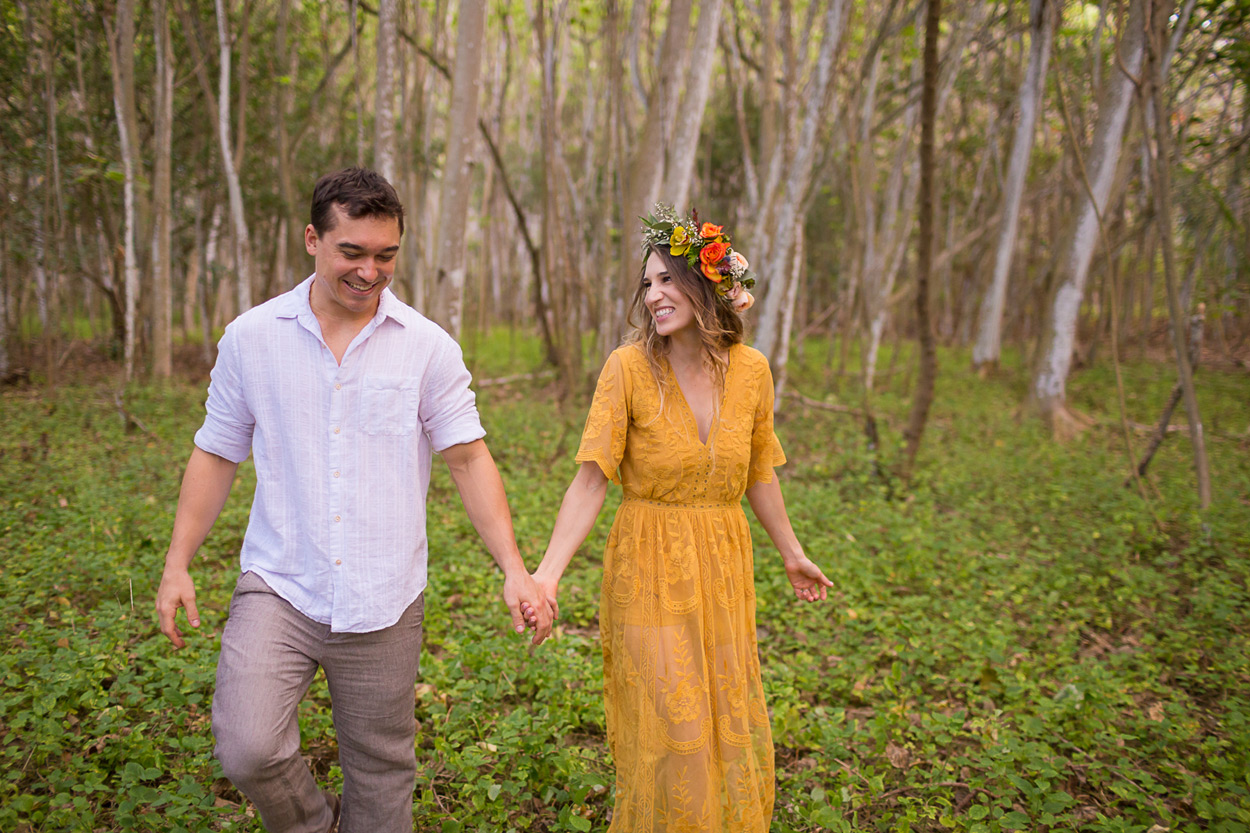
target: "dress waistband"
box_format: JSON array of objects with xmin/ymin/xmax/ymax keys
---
[{"xmin": 621, "ymin": 496, "xmax": 739, "ymax": 510}]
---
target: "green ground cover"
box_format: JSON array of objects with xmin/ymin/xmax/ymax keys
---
[{"xmin": 1, "ymin": 339, "xmax": 1247, "ymax": 832}]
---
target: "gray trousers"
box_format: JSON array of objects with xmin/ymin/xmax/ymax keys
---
[{"xmin": 212, "ymin": 571, "xmax": 424, "ymax": 833}]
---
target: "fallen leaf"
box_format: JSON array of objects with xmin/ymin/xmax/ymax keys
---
[{"xmin": 885, "ymin": 742, "xmax": 910, "ymax": 769}]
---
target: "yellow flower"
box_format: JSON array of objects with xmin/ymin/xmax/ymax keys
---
[{"xmin": 669, "ymin": 226, "xmax": 691, "ymax": 256}]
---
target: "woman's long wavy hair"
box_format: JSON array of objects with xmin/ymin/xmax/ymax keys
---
[{"xmin": 626, "ymin": 245, "xmax": 745, "ymax": 398}]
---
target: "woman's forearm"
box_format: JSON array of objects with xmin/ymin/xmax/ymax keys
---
[
  {"xmin": 744, "ymin": 474, "xmax": 804, "ymax": 564},
  {"xmin": 535, "ymin": 461, "xmax": 610, "ymax": 583}
]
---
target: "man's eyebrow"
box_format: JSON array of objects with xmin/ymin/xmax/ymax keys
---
[{"xmin": 336, "ymin": 242, "xmax": 400, "ymax": 254}]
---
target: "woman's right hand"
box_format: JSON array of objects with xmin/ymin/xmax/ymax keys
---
[
  {"xmin": 784, "ymin": 554, "xmax": 834, "ymax": 603},
  {"xmin": 532, "ymin": 568, "xmax": 561, "ymax": 622}
]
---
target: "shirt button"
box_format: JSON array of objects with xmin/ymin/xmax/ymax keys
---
[
  {"xmin": 333, "ymin": 471, "xmax": 341, "ymax": 478},
  {"xmin": 335, "ymin": 383, "xmax": 342, "ymax": 390},
  {"xmin": 334, "ymin": 427, "xmax": 341, "ymax": 434},
  {"xmin": 334, "ymin": 515, "xmax": 341, "ymax": 523},
  {"xmin": 335, "ymin": 559, "xmax": 342, "ymax": 566}
]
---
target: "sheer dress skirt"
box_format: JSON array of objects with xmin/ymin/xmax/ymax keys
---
[{"xmin": 599, "ymin": 498, "xmax": 774, "ymax": 833}]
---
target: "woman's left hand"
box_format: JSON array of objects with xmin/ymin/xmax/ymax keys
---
[{"xmin": 784, "ymin": 555, "xmax": 834, "ymax": 603}]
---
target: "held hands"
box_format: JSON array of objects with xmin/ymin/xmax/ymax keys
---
[
  {"xmin": 156, "ymin": 566, "xmax": 201, "ymax": 648},
  {"xmin": 519, "ymin": 568, "xmax": 561, "ymax": 642},
  {"xmin": 503, "ymin": 570, "xmax": 554, "ymax": 646},
  {"xmin": 784, "ymin": 554, "xmax": 834, "ymax": 603}
]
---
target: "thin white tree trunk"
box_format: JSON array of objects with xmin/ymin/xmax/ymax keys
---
[
  {"xmin": 275, "ymin": 0, "xmax": 301, "ymax": 288},
  {"xmin": 773, "ymin": 222, "xmax": 804, "ymax": 401},
  {"xmin": 104, "ymin": 0, "xmax": 141, "ymax": 380},
  {"xmin": 615, "ymin": 0, "xmax": 694, "ymax": 338},
  {"xmin": 753, "ymin": 0, "xmax": 850, "ymax": 362},
  {"xmin": 861, "ymin": 44, "xmax": 920, "ymax": 393},
  {"xmin": 205, "ymin": 203, "xmax": 224, "ymax": 349},
  {"xmin": 351, "ymin": 0, "xmax": 366, "ymax": 167},
  {"xmin": 374, "ymin": 0, "xmax": 399, "ymax": 181},
  {"xmin": 33, "ymin": 191, "xmax": 50, "ymax": 343},
  {"xmin": 663, "ymin": 0, "xmax": 726, "ymax": 209},
  {"xmin": 1032, "ymin": 0, "xmax": 1145, "ymax": 424},
  {"xmin": 972, "ymin": 0, "xmax": 1056, "ymax": 369},
  {"xmin": 859, "ymin": 5, "xmax": 984, "ymax": 390},
  {"xmin": 215, "ymin": 0, "xmax": 253, "ymax": 315},
  {"xmin": 430, "ymin": 0, "xmax": 486, "ymax": 337},
  {"xmin": 151, "ymin": 0, "xmax": 174, "ymax": 378}
]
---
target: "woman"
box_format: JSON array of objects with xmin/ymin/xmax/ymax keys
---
[{"xmin": 528, "ymin": 205, "xmax": 833, "ymax": 831}]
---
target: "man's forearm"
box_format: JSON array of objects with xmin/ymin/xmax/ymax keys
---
[
  {"xmin": 442, "ymin": 440, "xmax": 527, "ymax": 576},
  {"xmin": 165, "ymin": 447, "xmax": 240, "ymax": 570}
]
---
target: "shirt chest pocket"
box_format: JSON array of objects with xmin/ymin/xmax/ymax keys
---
[{"xmin": 361, "ymin": 378, "xmax": 420, "ymax": 436}]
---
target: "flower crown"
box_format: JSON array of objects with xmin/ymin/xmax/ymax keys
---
[{"xmin": 640, "ymin": 204, "xmax": 757, "ymax": 312}]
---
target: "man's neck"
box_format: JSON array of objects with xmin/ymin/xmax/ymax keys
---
[{"xmin": 309, "ymin": 282, "xmax": 379, "ymax": 363}]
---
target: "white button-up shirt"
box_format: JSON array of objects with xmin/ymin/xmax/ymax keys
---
[{"xmin": 194, "ymin": 276, "xmax": 485, "ymax": 632}]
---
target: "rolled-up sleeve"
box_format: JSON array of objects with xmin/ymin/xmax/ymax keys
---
[
  {"xmin": 193, "ymin": 325, "xmax": 255, "ymax": 463},
  {"xmin": 420, "ymin": 335, "xmax": 486, "ymax": 452}
]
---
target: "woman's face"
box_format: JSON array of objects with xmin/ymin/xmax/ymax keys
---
[{"xmin": 642, "ymin": 252, "xmax": 696, "ymax": 337}]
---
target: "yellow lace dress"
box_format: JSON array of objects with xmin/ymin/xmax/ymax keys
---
[{"xmin": 576, "ymin": 342, "xmax": 786, "ymax": 833}]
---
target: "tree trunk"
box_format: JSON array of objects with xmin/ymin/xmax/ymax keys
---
[
  {"xmin": 614, "ymin": 0, "xmax": 695, "ymax": 340},
  {"xmin": 215, "ymin": 0, "xmax": 253, "ymax": 315},
  {"xmin": 536, "ymin": 0, "xmax": 582, "ymax": 391},
  {"xmin": 151, "ymin": 0, "xmax": 174, "ymax": 378},
  {"xmin": 1031, "ymin": 0, "xmax": 1144, "ymax": 433},
  {"xmin": 232, "ymin": 0, "xmax": 254, "ymax": 170},
  {"xmin": 752, "ymin": 0, "xmax": 851, "ymax": 363},
  {"xmin": 662, "ymin": 0, "xmax": 726, "ymax": 209},
  {"xmin": 860, "ymin": 45, "xmax": 920, "ymax": 393},
  {"xmin": 275, "ymin": 0, "xmax": 302, "ymax": 288},
  {"xmin": 772, "ymin": 222, "xmax": 805, "ymax": 399},
  {"xmin": 0, "ymin": 237, "xmax": 7, "ymax": 380},
  {"xmin": 429, "ymin": 0, "xmax": 486, "ymax": 337},
  {"xmin": 859, "ymin": 4, "xmax": 984, "ymax": 391},
  {"xmin": 103, "ymin": 0, "xmax": 142, "ymax": 380},
  {"xmin": 903, "ymin": 0, "xmax": 942, "ymax": 473},
  {"xmin": 597, "ymin": 0, "xmax": 626, "ymax": 362},
  {"xmin": 1144, "ymin": 0, "xmax": 1211, "ymax": 508},
  {"xmin": 374, "ymin": 0, "xmax": 400, "ymax": 181},
  {"xmin": 972, "ymin": 0, "xmax": 1057, "ymax": 370},
  {"xmin": 351, "ymin": 0, "xmax": 366, "ymax": 167},
  {"xmin": 35, "ymin": 1, "xmax": 60, "ymax": 387}
]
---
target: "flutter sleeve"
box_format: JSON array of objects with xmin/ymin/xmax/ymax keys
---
[
  {"xmin": 747, "ymin": 354, "xmax": 787, "ymax": 487},
  {"xmin": 575, "ymin": 349, "xmax": 631, "ymax": 485}
]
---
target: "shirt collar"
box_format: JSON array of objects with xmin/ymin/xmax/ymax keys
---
[{"xmin": 276, "ymin": 274, "xmax": 408, "ymax": 330}]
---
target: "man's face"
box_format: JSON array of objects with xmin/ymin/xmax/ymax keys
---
[{"xmin": 305, "ymin": 206, "xmax": 402, "ymax": 321}]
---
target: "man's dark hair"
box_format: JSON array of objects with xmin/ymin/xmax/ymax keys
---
[{"xmin": 310, "ymin": 167, "xmax": 405, "ymax": 237}]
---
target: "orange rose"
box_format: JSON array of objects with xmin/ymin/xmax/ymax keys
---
[
  {"xmin": 700, "ymin": 222, "xmax": 724, "ymax": 240},
  {"xmin": 702, "ymin": 262, "xmax": 725, "ymax": 282},
  {"xmin": 699, "ymin": 240, "xmax": 728, "ymax": 267}
]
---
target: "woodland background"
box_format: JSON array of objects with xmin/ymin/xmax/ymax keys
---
[{"xmin": 1, "ymin": 0, "xmax": 1249, "ymax": 831}]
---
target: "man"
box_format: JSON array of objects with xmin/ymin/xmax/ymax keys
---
[{"xmin": 155, "ymin": 167, "xmax": 552, "ymax": 833}]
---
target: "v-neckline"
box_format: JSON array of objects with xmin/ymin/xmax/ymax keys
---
[{"xmin": 667, "ymin": 346, "xmax": 734, "ymax": 449}]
